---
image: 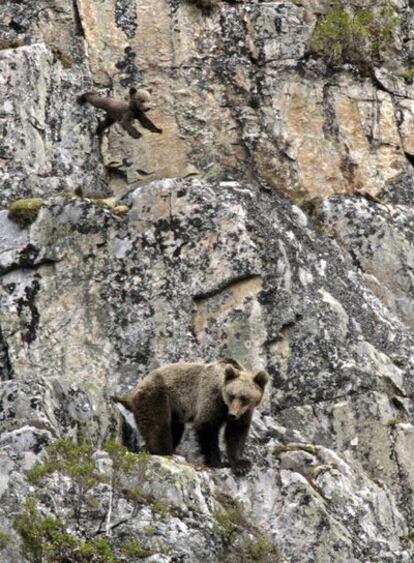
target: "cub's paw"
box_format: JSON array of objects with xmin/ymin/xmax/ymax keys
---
[{"xmin": 231, "ymin": 459, "xmax": 252, "ymax": 476}]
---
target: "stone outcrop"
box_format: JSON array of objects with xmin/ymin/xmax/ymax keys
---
[
  {"xmin": 0, "ymin": 180, "xmax": 413, "ymax": 561},
  {"xmin": 1, "ymin": 0, "xmax": 414, "ymax": 561}
]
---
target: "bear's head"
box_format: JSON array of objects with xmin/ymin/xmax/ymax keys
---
[
  {"xmin": 129, "ymin": 87, "xmax": 152, "ymax": 111},
  {"xmin": 222, "ymin": 364, "xmax": 269, "ymax": 421}
]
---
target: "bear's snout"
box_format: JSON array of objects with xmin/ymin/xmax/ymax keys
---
[{"xmin": 228, "ymin": 399, "xmax": 244, "ymax": 420}]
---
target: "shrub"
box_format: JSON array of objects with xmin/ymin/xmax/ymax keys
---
[
  {"xmin": 21, "ymin": 439, "xmax": 160, "ymax": 560},
  {"xmin": 27, "ymin": 439, "xmax": 101, "ymax": 525},
  {"xmin": 0, "ymin": 529, "xmax": 11, "ymax": 550},
  {"xmin": 312, "ymin": 0, "xmax": 399, "ymax": 72},
  {"xmin": 13, "ymin": 498, "xmax": 78, "ymax": 563}
]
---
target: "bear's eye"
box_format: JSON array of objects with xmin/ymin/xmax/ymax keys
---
[
  {"xmin": 228, "ymin": 394, "xmax": 235, "ymax": 402},
  {"xmin": 240, "ymin": 396, "xmax": 248, "ymax": 405}
]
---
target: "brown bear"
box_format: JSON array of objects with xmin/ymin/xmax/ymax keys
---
[
  {"xmin": 112, "ymin": 359, "xmax": 269, "ymax": 476},
  {"xmin": 78, "ymin": 87, "xmax": 162, "ymax": 138}
]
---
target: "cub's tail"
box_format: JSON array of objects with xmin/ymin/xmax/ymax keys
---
[{"xmin": 111, "ymin": 395, "xmax": 132, "ymax": 412}]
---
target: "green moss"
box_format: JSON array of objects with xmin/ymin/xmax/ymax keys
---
[
  {"xmin": 312, "ymin": 0, "xmax": 399, "ymax": 72},
  {"xmin": 0, "ymin": 529, "xmax": 11, "ymax": 550},
  {"xmin": 214, "ymin": 506, "xmax": 279, "ymax": 561},
  {"xmin": 387, "ymin": 418, "xmax": 404, "ymax": 427},
  {"xmin": 8, "ymin": 199, "xmax": 44, "ymax": 228}
]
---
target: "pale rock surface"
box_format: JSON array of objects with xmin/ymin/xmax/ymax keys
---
[{"xmin": 1, "ymin": 0, "xmax": 414, "ymax": 561}]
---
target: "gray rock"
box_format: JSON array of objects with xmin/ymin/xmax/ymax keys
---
[{"xmin": 1, "ymin": 1, "xmax": 414, "ymax": 561}]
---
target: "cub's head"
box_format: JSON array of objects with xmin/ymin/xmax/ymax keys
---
[
  {"xmin": 129, "ymin": 87, "xmax": 152, "ymax": 111},
  {"xmin": 222, "ymin": 364, "xmax": 269, "ymax": 421}
]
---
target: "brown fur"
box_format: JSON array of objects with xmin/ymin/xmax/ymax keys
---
[
  {"xmin": 112, "ymin": 360, "xmax": 268, "ymax": 475},
  {"xmin": 78, "ymin": 87, "xmax": 162, "ymax": 138}
]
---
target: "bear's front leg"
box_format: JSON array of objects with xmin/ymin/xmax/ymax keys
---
[
  {"xmin": 224, "ymin": 416, "xmax": 252, "ymax": 476},
  {"xmin": 195, "ymin": 422, "xmax": 223, "ymax": 467}
]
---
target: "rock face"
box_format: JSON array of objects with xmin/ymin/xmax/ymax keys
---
[
  {"xmin": 0, "ymin": 181, "xmax": 413, "ymax": 562},
  {"xmin": 1, "ymin": 0, "xmax": 414, "ymax": 562}
]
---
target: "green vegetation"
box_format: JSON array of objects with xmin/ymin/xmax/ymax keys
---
[
  {"xmin": 103, "ymin": 439, "xmax": 149, "ymax": 484},
  {"xmin": 14, "ymin": 499, "xmax": 118, "ymax": 562},
  {"xmin": 120, "ymin": 539, "xmax": 152, "ymax": 559},
  {"xmin": 8, "ymin": 198, "xmax": 44, "ymax": 228},
  {"xmin": 387, "ymin": 418, "xmax": 405, "ymax": 427},
  {"xmin": 399, "ymin": 68, "xmax": 414, "ymax": 82},
  {"xmin": 214, "ymin": 508, "xmax": 243, "ymax": 545},
  {"xmin": 0, "ymin": 529, "xmax": 11, "ymax": 550},
  {"xmin": 247, "ymin": 536, "xmax": 279, "ymax": 562},
  {"xmin": 27, "ymin": 439, "xmax": 101, "ymax": 525},
  {"xmin": 214, "ymin": 507, "xmax": 279, "ymax": 562},
  {"xmin": 18, "ymin": 439, "xmax": 166, "ymax": 562},
  {"xmin": 13, "ymin": 498, "xmax": 78, "ymax": 563},
  {"xmin": 312, "ymin": 0, "xmax": 399, "ymax": 73}
]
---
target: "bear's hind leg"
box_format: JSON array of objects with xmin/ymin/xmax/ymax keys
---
[{"xmin": 133, "ymin": 386, "xmax": 173, "ymax": 455}]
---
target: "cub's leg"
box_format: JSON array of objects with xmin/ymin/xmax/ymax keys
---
[
  {"xmin": 119, "ymin": 114, "xmax": 142, "ymax": 139},
  {"xmin": 224, "ymin": 413, "xmax": 252, "ymax": 476},
  {"xmin": 132, "ymin": 383, "xmax": 173, "ymax": 455},
  {"xmin": 96, "ymin": 115, "xmax": 115, "ymax": 135},
  {"xmin": 134, "ymin": 108, "xmax": 163, "ymax": 134}
]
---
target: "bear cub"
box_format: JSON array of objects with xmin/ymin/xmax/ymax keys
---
[{"xmin": 112, "ymin": 359, "xmax": 269, "ymax": 476}]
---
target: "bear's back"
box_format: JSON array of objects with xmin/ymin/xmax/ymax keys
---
[{"xmin": 137, "ymin": 362, "xmax": 222, "ymax": 421}]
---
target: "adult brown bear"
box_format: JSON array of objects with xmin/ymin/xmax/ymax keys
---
[{"xmin": 112, "ymin": 359, "xmax": 269, "ymax": 476}]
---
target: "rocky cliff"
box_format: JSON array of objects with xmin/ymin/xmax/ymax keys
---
[{"xmin": 1, "ymin": 1, "xmax": 414, "ymax": 562}]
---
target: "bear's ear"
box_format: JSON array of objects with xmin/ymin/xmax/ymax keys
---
[
  {"xmin": 224, "ymin": 365, "xmax": 239, "ymax": 383},
  {"xmin": 254, "ymin": 370, "xmax": 269, "ymax": 390}
]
